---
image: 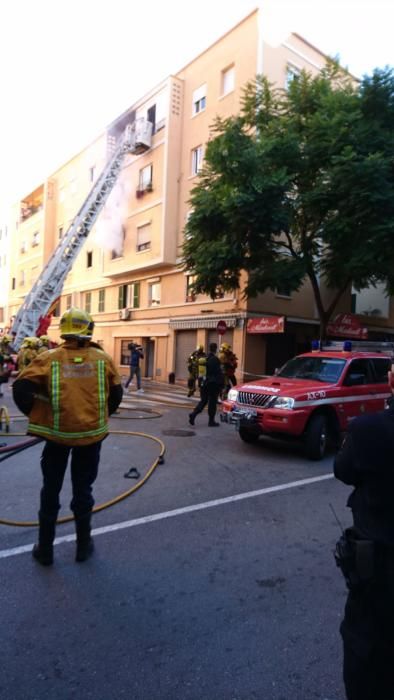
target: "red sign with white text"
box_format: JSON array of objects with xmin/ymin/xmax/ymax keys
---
[
  {"xmin": 327, "ymin": 313, "xmax": 368, "ymax": 339},
  {"xmin": 247, "ymin": 316, "xmax": 285, "ymax": 334}
]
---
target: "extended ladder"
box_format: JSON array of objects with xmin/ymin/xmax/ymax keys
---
[{"xmin": 12, "ymin": 122, "xmax": 148, "ymax": 350}]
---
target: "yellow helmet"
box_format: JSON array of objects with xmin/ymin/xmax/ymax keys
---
[
  {"xmin": 197, "ymin": 344, "xmax": 204, "ymax": 352},
  {"xmin": 60, "ymin": 307, "xmax": 94, "ymax": 340},
  {"xmin": 1, "ymin": 334, "xmax": 12, "ymax": 344},
  {"xmin": 220, "ymin": 342, "xmax": 229, "ymax": 351},
  {"xmin": 22, "ymin": 336, "xmax": 39, "ymax": 348},
  {"xmin": 40, "ymin": 335, "xmax": 50, "ymax": 346}
]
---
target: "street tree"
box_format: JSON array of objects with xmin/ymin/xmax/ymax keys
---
[{"xmin": 182, "ymin": 63, "xmax": 394, "ymax": 339}]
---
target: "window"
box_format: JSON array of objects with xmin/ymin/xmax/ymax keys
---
[
  {"xmin": 285, "ymin": 64, "xmax": 300, "ymax": 89},
  {"xmin": 111, "ymin": 226, "xmax": 126, "ymax": 259},
  {"xmin": 89, "ymin": 165, "xmax": 96, "ymax": 182},
  {"xmin": 138, "ymin": 164, "xmax": 153, "ymax": 191},
  {"xmin": 343, "ymin": 359, "xmax": 372, "ymax": 386},
  {"xmin": 19, "ymin": 270, "xmax": 25, "ymax": 286},
  {"xmin": 192, "ymin": 84, "xmax": 206, "ymax": 115},
  {"xmin": 20, "ymin": 241, "xmax": 27, "ymax": 254},
  {"xmin": 84, "ymin": 292, "xmax": 92, "ymax": 313},
  {"xmin": 86, "ymin": 251, "xmax": 93, "ymax": 268},
  {"xmin": 98, "ymin": 289, "xmax": 105, "ymax": 312},
  {"xmin": 32, "ymin": 231, "xmax": 39, "ymax": 247},
  {"xmin": 221, "ymin": 65, "xmax": 235, "ymax": 96},
  {"xmin": 118, "ymin": 284, "xmax": 128, "ymax": 310},
  {"xmin": 52, "ymin": 301, "xmax": 61, "ymax": 318},
  {"xmin": 58, "ymin": 226, "xmax": 63, "ymax": 240},
  {"xmin": 276, "ymin": 283, "xmax": 292, "ymax": 298},
  {"xmin": 370, "ymin": 358, "xmax": 391, "ymax": 384},
  {"xmin": 65, "ymin": 294, "xmax": 72, "ymax": 311},
  {"xmin": 186, "ymin": 274, "xmax": 196, "ymax": 302},
  {"xmin": 11, "ymin": 277, "xmax": 16, "ymax": 290},
  {"xmin": 137, "ymin": 223, "xmax": 151, "ymax": 252},
  {"xmin": 130, "ymin": 282, "xmax": 140, "ymax": 309},
  {"xmin": 147, "ymin": 104, "xmax": 156, "ymax": 134},
  {"xmin": 191, "ymin": 146, "xmax": 203, "ymax": 175},
  {"xmin": 148, "ymin": 281, "xmax": 161, "ymax": 306}
]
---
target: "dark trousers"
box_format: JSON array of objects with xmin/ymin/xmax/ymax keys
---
[
  {"xmin": 341, "ymin": 559, "xmax": 394, "ymax": 700},
  {"xmin": 39, "ymin": 440, "xmax": 102, "ymax": 521},
  {"xmin": 193, "ymin": 382, "xmax": 221, "ymax": 422},
  {"xmin": 125, "ymin": 365, "xmax": 141, "ymax": 389}
]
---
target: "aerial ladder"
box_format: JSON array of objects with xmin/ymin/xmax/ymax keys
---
[{"xmin": 11, "ymin": 119, "xmax": 152, "ymax": 350}]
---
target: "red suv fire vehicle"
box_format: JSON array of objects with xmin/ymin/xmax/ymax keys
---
[{"xmin": 220, "ymin": 341, "xmax": 394, "ymax": 460}]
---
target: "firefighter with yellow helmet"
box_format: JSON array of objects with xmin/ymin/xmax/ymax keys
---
[
  {"xmin": 12, "ymin": 308, "xmax": 122, "ymax": 566},
  {"xmin": 17, "ymin": 336, "xmax": 41, "ymax": 372},
  {"xmin": 187, "ymin": 344, "xmax": 206, "ymax": 397},
  {"xmin": 219, "ymin": 342, "xmax": 238, "ymax": 399},
  {"xmin": 0, "ymin": 333, "xmax": 14, "ymax": 396},
  {"xmin": 38, "ymin": 335, "xmax": 51, "ymax": 353}
]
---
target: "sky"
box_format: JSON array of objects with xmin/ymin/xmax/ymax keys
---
[{"xmin": 1, "ymin": 0, "xmax": 393, "ymax": 214}]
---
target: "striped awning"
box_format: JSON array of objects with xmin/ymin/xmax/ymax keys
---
[{"xmin": 169, "ymin": 314, "xmax": 242, "ymax": 330}]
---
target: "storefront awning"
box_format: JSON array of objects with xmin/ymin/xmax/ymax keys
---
[
  {"xmin": 247, "ymin": 316, "xmax": 285, "ymax": 334},
  {"xmin": 169, "ymin": 314, "xmax": 240, "ymax": 330}
]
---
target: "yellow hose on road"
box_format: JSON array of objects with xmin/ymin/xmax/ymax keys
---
[{"xmin": 0, "ymin": 429, "xmax": 165, "ymax": 528}]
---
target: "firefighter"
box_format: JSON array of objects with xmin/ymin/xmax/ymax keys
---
[
  {"xmin": 189, "ymin": 343, "xmax": 224, "ymax": 427},
  {"xmin": 12, "ymin": 308, "xmax": 123, "ymax": 565},
  {"xmin": 38, "ymin": 335, "xmax": 51, "ymax": 353},
  {"xmin": 17, "ymin": 336, "xmax": 40, "ymax": 371},
  {"xmin": 0, "ymin": 334, "xmax": 14, "ymax": 396},
  {"xmin": 187, "ymin": 344, "xmax": 206, "ymax": 397},
  {"xmin": 219, "ymin": 342, "xmax": 238, "ymax": 399}
]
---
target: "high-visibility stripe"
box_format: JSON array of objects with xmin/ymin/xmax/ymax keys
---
[
  {"xmin": 51, "ymin": 361, "xmax": 60, "ymax": 431},
  {"xmin": 28, "ymin": 423, "xmax": 108, "ymax": 440},
  {"xmin": 97, "ymin": 360, "xmax": 106, "ymax": 428},
  {"xmin": 293, "ymin": 392, "xmax": 390, "ymax": 409}
]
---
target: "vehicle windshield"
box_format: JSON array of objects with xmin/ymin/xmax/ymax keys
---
[{"xmin": 277, "ymin": 356, "xmax": 346, "ymax": 383}]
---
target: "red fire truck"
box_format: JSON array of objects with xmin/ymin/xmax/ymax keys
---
[{"xmin": 220, "ymin": 341, "xmax": 394, "ymax": 460}]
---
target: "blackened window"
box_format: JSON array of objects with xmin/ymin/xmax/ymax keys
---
[{"xmin": 147, "ymin": 104, "xmax": 156, "ymax": 134}]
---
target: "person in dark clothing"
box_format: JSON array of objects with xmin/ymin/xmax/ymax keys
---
[
  {"xmin": 189, "ymin": 342, "xmax": 224, "ymax": 427},
  {"xmin": 125, "ymin": 341, "xmax": 144, "ymax": 393},
  {"xmin": 334, "ymin": 365, "xmax": 394, "ymax": 700}
]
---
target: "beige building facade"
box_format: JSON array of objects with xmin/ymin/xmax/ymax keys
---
[{"xmin": 4, "ymin": 9, "xmax": 394, "ymax": 383}]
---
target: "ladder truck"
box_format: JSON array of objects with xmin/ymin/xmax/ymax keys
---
[{"xmin": 11, "ymin": 119, "xmax": 152, "ymax": 350}]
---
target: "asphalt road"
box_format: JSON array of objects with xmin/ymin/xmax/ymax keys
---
[{"xmin": 0, "ymin": 381, "xmax": 351, "ymax": 700}]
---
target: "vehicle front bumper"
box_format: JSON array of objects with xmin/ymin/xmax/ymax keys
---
[{"xmin": 220, "ymin": 404, "xmax": 308, "ymax": 437}]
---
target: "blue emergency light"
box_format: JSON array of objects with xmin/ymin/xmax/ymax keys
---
[
  {"xmin": 311, "ymin": 340, "xmax": 321, "ymax": 351},
  {"xmin": 343, "ymin": 341, "xmax": 352, "ymax": 351}
]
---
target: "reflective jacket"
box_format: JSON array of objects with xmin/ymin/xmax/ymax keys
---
[{"xmin": 13, "ymin": 340, "xmax": 122, "ymax": 446}]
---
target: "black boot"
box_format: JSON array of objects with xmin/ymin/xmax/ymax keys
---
[
  {"xmin": 75, "ymin": 514, "xmax": 94, "ymax": 562},
  {"xmin": 189, "ymin": 412, "xmax": 195, "ymax": 426},
  {"xmin": 32, "ymin": 514, "xmax": 56, "ymax": 566}
]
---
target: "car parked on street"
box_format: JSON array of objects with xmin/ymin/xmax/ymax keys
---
[{"xmin": 220, "ymin": 341, "xmax": 394, "ymax": 460}]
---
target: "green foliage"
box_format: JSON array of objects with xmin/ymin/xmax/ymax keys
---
[{"xmin": 182, "ymin": 63, "xmax": 394, "ymax": 330}]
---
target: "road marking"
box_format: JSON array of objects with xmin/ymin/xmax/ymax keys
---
[{"xmin": 0, "ymin": 473, "xmax": 334, "ymax": 560}]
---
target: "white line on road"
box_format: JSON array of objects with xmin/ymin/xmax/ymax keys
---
[{"xmin": 0, "ymin": 472, "xmax": 334, "ymax": 560}]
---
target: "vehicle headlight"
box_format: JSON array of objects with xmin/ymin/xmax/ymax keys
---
[
  {"xmin": 269, "ymin": 396, "xmax": 294, "ymax": 410},
  {"xmin": 227, "ymin": 388, "xmax": 239, "ymax": 402}
]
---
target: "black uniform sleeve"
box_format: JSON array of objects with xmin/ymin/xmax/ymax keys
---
[
  {"xmin": 108, "ymin": 384, "xmax": 123, "ymax": 415},
  {"xmin": 12, "ymin": 378, "xmax": 38, "ymax": 416},
  {"xmin": 333, "ymin": 432, "xmax": 361, "ymax": 486}
]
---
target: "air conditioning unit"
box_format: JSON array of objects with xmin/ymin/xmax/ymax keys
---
[{"xmin": 119, "ymin": 308, "xmax": 131, "ymax": 320}]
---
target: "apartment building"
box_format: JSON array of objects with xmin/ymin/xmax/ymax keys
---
[
  {"xmin": 5, "ymin": 9, "xmax": 394, "ymax": 383},
  {"xmin": 0, "ymin": 215, "xmax": 11, "ymax": 328}
]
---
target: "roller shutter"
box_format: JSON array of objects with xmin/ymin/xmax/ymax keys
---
[{"xmin": 175, "ymin": 330, "xmax": 197, "ymax": 379}]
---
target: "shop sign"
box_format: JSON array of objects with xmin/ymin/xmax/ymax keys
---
[
  {"xmin": 327, "ymin": 313, "xmax": 368, "ymax": 339},
  {"xmin": 247, "ymin": 316, "xmax": 285, "ymax": 334}
]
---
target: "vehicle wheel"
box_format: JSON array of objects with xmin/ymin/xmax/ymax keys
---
[
  {"xmin": 304, "ymin": 414, "xmax": 327, "ymax": 460},
  {"xmin": 239, "ymin": 427, "xmax": 259, "ymax": 443}
]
